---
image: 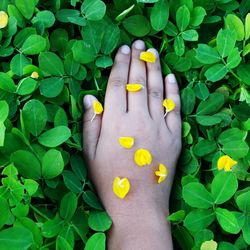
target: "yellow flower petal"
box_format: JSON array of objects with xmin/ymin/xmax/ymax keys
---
[
  {"xmin": 134, "ymin": 148, "xmax": 152, "ymax": 167},
  {"xmin": 113, "ymin": 177, "xmax": 130, "ymax": 199},
  {"xmin": 200, "ymin": 240, "xmax": 218, "ymax": 250},
  {"xmin": 0, "ymin": 11, "xmax": 8, "ymax": 29},
  {"xmin": 93, "ymin": 100, "xmax": 103, "ymax": 115},
  {"xmin": 217, "ymin": 155, "xmax": 237, "ymax": 172},
  {"xmin": 139, "ymin": 51, "xmax": 156, "ymax": 63},
  {"xmin": 119, "ymin": 137, "xmax": 134, "ymax": 149},
  {"xmin": 163, "ymin": 99, "xmax": 175, "ymax": 116},
  {"xmin": 126, "ymin": 84, "xmax": 143, "ymax": 92},
  {"xmin": 31, "ymin": 71, "xmax": 39, "ymax": 79},
  {"xmin": 155, "ymin": 163, "xmax": 168, "ymax": 184}
]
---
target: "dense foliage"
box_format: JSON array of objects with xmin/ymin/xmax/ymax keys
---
[{"xmin": 0, "ymin": 0, "xmax": 249, "ymax": 249}]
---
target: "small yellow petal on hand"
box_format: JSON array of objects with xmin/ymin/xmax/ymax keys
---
[
  {"xmin": 139, "ymin": 51, "xmax": 156, "ymax": 63},
  {"xmin": 0, "ymin": 11, "xmax": 8, "ymax": 29},
  {"xmin": 134, "ymin": 148, "xmax": 152, "ymax": 167},
  {"xmin": 126, "ymin": 84, "xmax": 143, "ymax": 92},
  {"xmin": 119, "ymin": 137, "xmax": 135, "ymax": 149},
  {"xmin": 93, "ymin": 100, "xmax": 103, "ymax": 115},
  {"xmin": 217, "ymin": 155, "xmax": 237, "ymax": 172},
  {"xmin": 155, "ymin": 163, "xmax": 168, "ymax": 184},
  {"xmin": 31, "ymin": 71, "xmax": 39, "ymax": 79},
  {"xmin": 113, "ymin": 177, "xmax": 130, "ymax": 199},
  {"xmin": 163, "ymin": 99, "xmax": 175, "ymax": 116}
]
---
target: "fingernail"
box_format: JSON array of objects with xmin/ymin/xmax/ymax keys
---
[
  {"xmin": 147, "ymin": 48, "xmax": 158, "ymax": 59},
  {"xmin": 134, "ymin": 40, "xmax": 145, "ymax": 50},
  {"xmin": 120, "ymin": 45, "xmax": 130, "ymax": 54},
  {"xmin": 167, "ymin": 74, "xmax": 176, "ymax": 84},
  {"xmin": 83, "ymin": 95, "xmax": 95, "ymax": 109}
]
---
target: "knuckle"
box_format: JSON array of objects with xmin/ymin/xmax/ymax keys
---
[
  {"xmin": 131, "ymin": 76, "xmax": 146, "ymax": 85},
  {"xmin": 148, "ymin": 88, "xmax": 163, "ymax": 99},
  {"xmin": 109, "ymin": 77, "xmax": 125, "ymax": 87}
]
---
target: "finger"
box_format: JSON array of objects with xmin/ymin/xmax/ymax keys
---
[
  {"xmin": 165, "ymin": 74, "xmax": 181, "ymax": 136},
  {"xmin": 146, "ymin": 48, "xmax": 164, "ymax": 121},
  {"xmin": 127, "ymin": 40, "xmax": 148, "ymax": 114},
  {"xmin": 104, "ymin": 45, "xmax": 131, "ymax": 115},
  {"xmin": 83, "ymin": 95, "xmax": 102, "ymax": 160}
]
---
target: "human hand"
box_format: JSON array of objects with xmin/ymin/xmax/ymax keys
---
[{"xmin": 83, "ymin": 40, "xmax": 181, "ymax": 249}]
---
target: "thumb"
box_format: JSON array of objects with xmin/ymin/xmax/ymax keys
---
[{"xmin": 83, "ymin": 95, "xmax": 103, "ymax": 161}]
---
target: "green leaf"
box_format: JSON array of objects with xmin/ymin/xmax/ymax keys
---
[
  {"xmin": 23, "ymin": 179, "xmax": 39, "ymax": 196},
  {"xmin": 123, "ymin": 15, "xmax": 151, "ymax": 37},
  {"xmin": 70, "ymin": 154, "xmax": 87, "ymax": 181},
  {"xmin": 0, "ymin": 226, "xmax": 33, "ymax": 250},
  {"xmin": 60, "ymin": 192, "xmax": 77, "ymax": 220},
  {"xmin": 236, "ymin": 190, "xmax": 250, "ymax": 212},
  {"xmin": 181, "ymin": 87, "xmax": 196, "ymax": 113},
  {"xmin": 32, "ymin": 10, "xmax": 55, "ymax": 28},
  {"xmin": 193, "ymin": 139, "xmax": 217, "ymax": 157},
  {"xmin": 190, "ymin": 6, "xmax": 206, "ymax": 26},
  {"xmin": 62, "ymin": 170, "xmax": 82, "ymax": 193},
  {"xmin": 39, "ymin": 52, "xmax": 65, "ymax": 76},
  {"xmin": 42, "ymin": 149, "xmax": 64, "ymax": 179},
  {"xmin": 196, "ymin": 44, "xmax": 221, "ymax": 64},
  {"xmin": 84, "ymin": 233, "xmax": 106, "ymax": 250},
  {"xmin": 197, "ymin": 93, "xmax": 224, "ymax": 115},
  {"xmin": 96, "ymin": 56, "xmax": 113, "ymax": 68},
  {"xmin": 82, "ymin": 191, "xmax": 103, "ymax": 210},
  {"xmin": 21, "ymin": 35, "xmax": 46, "ymax": 55},
  {"xmin": 218, "ymin": 128, "xmax": 247, "ymax": 145},
  {"xmin": 39, "ymin": 77, "xmax": 64, "ymax": 98},
  {"xmin": 176, "ymin": 5, "xmax": 190, "ymax": 31},
  {"xmin": 0, "ymin": 123, "xmax": 6, "ymax": 147},
  {"xmin": 211, "ymin": 172, "xmax": 238, "ymax": 204},
  {"xmin": 10, "ymin": 54, "xmax": 31, "ymax": 76},
  {"xmin": 242, "ymin": 217, "xmax": 250, "ymax": 244},
  {"xmin": 16, "ymin": 77, "xmax": 38, "ymax": 95},
  {"xmin": 174, "ymin": 36, "xmax": 185, "ymax": 56},
  {"xmin": 216, "ymin": 29, "xmax": 236, "ymax": 58},
  {"xmin": 15, "ymin": 0, "xmax": 36, "ymax": 19},
  {"xmin": 237, "ymin": 64, "xmax": 250, "ymax": 86},
  {"xmin": 183, "ymin": 182, "xmax": 214, "ymax": 208},
  {"xmin": 22, "ymin": 99, "xmax": 47, "ymax": 136},
  {"xmin": 226, "ymin": 48, "xmax": 241, "ymax": 69},
  {"xmin": 193, "ymin": 83, "xmax": 209, "ymax": 100},
  {"xmin": 38, "ymin": 126, "xmax": 71, "ymax": 148},
  {"xmin": 11, "ymin": 150, "xmax": 41, "ymax": 180},
  {"xmin": 56, "ymin": 9, "xmax": 80, "ymax": 23},
  {"xmin": 184, "ymin": 209, "xmax": 215, "ymax": 232},
  {"xmin": 215, "ymin": 208, "xmax": 241, "ymax": 234},
  {"xmin": 101, "ymin": 19, "xmax": 120, "ymax": 54},
  {"xmin": 196, "ymin": 115, "xmax": 222, "ymax": 126},
  {"xmin": 42, "ymin": 215, "xmax": 64, "ymax": 238},
  {"xmin": 167, "ymin": 210, "xmax": 186, "ymax": 223},
  {"xmin": 245, "ymin": 13, "xmax": 250, "ymax": 40},
  {"xmin": 88, "ymin": 211, "xmax": 112, "ymax": 232},
  {"xmin": 0, "ymin": 197, "xmax": 10, "ymax": 229},
  {"xmin": 81, "ymin": 0, "xmax": 106, "ymax": 21},
  {"xmin": 72, "ymin": 40, "xmax": 96, "ymax": 64},
  {"xmin": 182, "ymin": 29, "xmax": 199, "ymax": 41},
  {"xmin": 205, "ymin": 64, "xmax": 228, "ymax": 82},
  {"xmin": 0, "ymin": 72, "xmax": 16, "ymax": 93},
  {"xmin": 225, "ymin": 14, "xmax": 244, "ymax": 41},
  {"xmin": 222, "ymin": 140, "xmax": 249, "ymax": 159},
  {"xmin": 0, "ymin": 101, "xmax": 9, "ymax": 122},
  {"xmin": 150, "ymin": 0, "xmax": 169, "ymax": 31}
]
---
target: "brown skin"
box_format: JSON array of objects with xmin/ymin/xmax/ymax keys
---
[{"xmin": 83, "ymin": 40, "xmax": 181, "ymax": 250}]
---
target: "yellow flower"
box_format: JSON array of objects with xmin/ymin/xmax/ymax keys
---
[
  {"xmin": 139, "ymin": 51, "xmax": 156, "ymax": 63},
  {"xmin": 113, "ymin": 177, "xmax": 130, "ymax": 199},
  {"xmin": 91, "ymin": 100, "xmax": 103, "ymax": 122},
  {"xmin": 0, "ymin": 11, "xmax": 8, "ymax": 29},
  {"xmin": 217, "ymin": 155, "xmax": 237, "ymax": 172},
  {"xmin": 134, "ymin": 148, "xmax": 152, "ymax": 167},
  {"xmin": 119, "ymin": 137, "xmax": 134, "ymax": 149},
  {"xmin": 162, "ymin": 99, "xmax": 175, "ymax": 117},
  {"xmin": 155, "ymin": 163, "xmax": 168, "ymax": 184},
  {"xmin": 30, "ymin": 71, "xmax": 39, "ymax": 79},
  {"xmin": 200, "ymin": 240, "xmax": 218, "ymax": 250},
  {"xmin": 126, "ymin": 84, "xmax": 143, "ymax": 92}
]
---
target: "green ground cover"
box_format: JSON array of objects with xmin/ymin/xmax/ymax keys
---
[{"xmin": 0, "ymin": 0, "xmax": 249, "ymax": 249}]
